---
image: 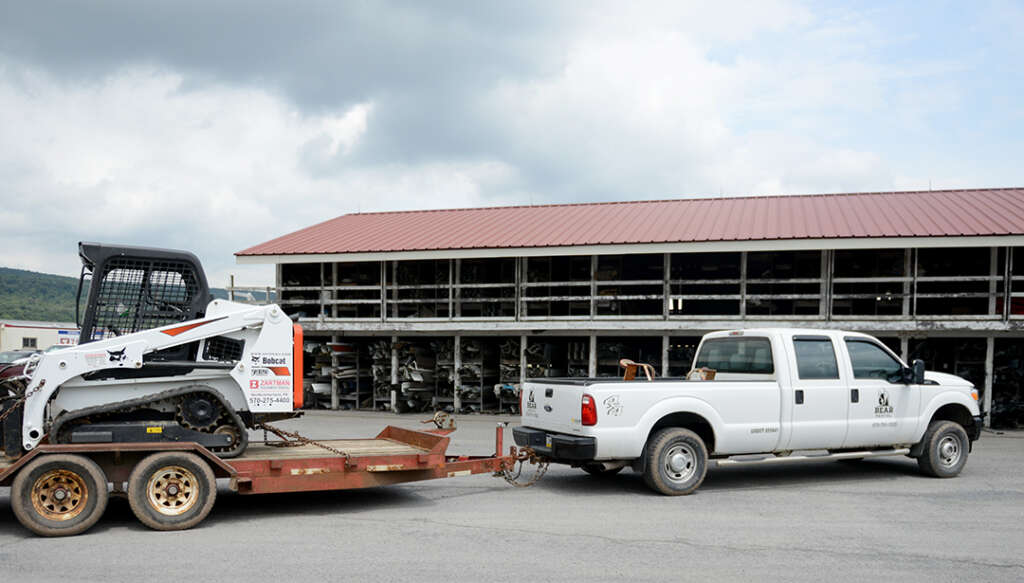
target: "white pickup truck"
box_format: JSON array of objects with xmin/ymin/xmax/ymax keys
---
[{"xmin": 514, "ymin": 329, "xmax": 984, "ymax": 495}]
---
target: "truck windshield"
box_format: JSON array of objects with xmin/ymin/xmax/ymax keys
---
[{"xmin": 693, "ymin": 337, "xmax": 774, "ymax": 374}]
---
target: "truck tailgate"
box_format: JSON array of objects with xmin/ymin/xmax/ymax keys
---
[{"xmin": 520, "ymin": 381, "xmax": 585, "ymax": 435}]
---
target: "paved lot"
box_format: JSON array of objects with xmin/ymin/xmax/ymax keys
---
[{"xmin": 1, "ymin": 411, "xmax": 1022, "ymax": 582}]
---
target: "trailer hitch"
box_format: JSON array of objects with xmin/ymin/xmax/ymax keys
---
[{"xmin": 497, "ymin": 446, "xmax": 549, "ymax": 488}]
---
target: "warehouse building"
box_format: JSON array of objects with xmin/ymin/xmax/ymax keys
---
[
  {"xmin": 237, "ymin": 188, "xmax": 1024, "ymax": 428},
  {"xmin": 0, "ymin": 320, "xmax": 80, "ymax": 352}
]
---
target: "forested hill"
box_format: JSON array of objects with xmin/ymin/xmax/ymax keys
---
[
  {"xmin": 0, "ymin": 267, "xmax": 240, "ymax": 322},
  {"xmin": 0, "ymin": 267, "xmax": 82, "ymax": 321}
]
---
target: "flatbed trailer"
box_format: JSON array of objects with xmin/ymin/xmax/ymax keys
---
[{"xmin": 0, "ymin": 422, "xmax": 535, "ymax": 536}]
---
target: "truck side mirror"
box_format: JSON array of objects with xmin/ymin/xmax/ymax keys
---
[{"xmin": 911, "ymin": 359, "xmax": 926, "ymax": 384}]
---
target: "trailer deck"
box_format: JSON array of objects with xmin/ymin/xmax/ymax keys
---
[{"xmin": 0, "ymin": 421, "xmax": 539, "ymax": 536}]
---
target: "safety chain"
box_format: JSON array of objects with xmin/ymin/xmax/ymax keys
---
[
  {"xmin": 0, "ymin": 375, "xmax": 42, "ymax": 426},
  {"xmin": 498, "ymin": 447, "xmax": 549, "ymax": 488},
  {"xmin": 256, "ymin": 421, "xmax": 353, "ymax": 463}
]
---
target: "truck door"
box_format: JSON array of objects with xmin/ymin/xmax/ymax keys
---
[
  {"xmin": 841, "ymin": 337, "xmax": 920, "ymax": 448},
  {"xmin": 785, "ymin": 335, "xmax": 849, "ymax": 450}
]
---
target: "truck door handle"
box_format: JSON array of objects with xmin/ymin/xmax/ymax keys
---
[
  {"xmin": 851, "ymin": 389, "xmax": 859, "ymax": 403},
  {"xmin": 795, "ymin": 390, "xmax": 804, "ymax": 405}
]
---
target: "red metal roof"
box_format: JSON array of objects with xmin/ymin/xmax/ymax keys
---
[{"xmin": 237, "ymin": 188, "xmax": 1024, "ymax": 256}]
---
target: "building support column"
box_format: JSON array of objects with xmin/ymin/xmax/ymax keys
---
[
  {"xmin": 519, "ymin": 334, "xmax": 527, "ymax": 384},
  {"xmin": 390, "ymin": 335, "xmax": 398, "ymax": 413},
  {"xmin": 330, "ymin": 333, "xmax": 339, "ymax": 411},
  {"xmin": 900, "ymin": 336, "xmax": 909, "ymax": 362},
  {"xmin": 588, "ymin": 334, "xmax": 597, "ymax": 378},
  {"xmin": 739, "ymin": 252, "xmax": 747, "ymax": 318},
  {"xmin": 454, "ymin": 335, "xmax": 462, "ymax": 410},
  {"xmin": 984, "ymin": 336, "xmax": 994, "ymax": 428},
  {"xmin": 662, "ymin": 334, "xmax": 670, "ymax": 377}
]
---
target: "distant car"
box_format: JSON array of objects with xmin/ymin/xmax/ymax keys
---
[{"xmin": 0, "ymin": 350, "xmax": 37, "ymax": 365}]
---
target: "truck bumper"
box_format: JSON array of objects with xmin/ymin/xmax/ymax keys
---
[
  {"xmin": 970, "ymin": 415, "xmax": 984, "ymax": 442},
  {"xmin": 512, "ymin": 426, "xmax": 596, "ymax": 461}
]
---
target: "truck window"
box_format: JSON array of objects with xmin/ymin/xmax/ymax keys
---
[
  {"xmin": 845, "ymin": 339, "xmax": 903, "ymax": 380},
  {"xmin": 793, "ymin": 336, "xmax": 839, "ymax": 379},
  {"xmin": 693, "ymin": 337, "xmax": 773, "ymax": 374}
]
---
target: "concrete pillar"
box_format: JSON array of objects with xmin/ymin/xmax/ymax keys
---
[
  {"xmin": 662, "ymin": 334, "xmax": 670, "ymax": 377},
  {"xmin": 588, "ymin": 334, "xmax": 597, "ymax": 377},
  {"xmin": 454, "ymin": 335, "xmax": 462, "ymax": 410},
  {"xmin": 519, "ymin": 334, "xmax": 527, "ymax": 383},
  {"xmin": 984, "ymin": 336, "xmax": 994, "ymax": 428},
  {"xmin": 390, "ymin": 335, "xmax": 398, "ymax": 413},
  {"xmin": 330, "ymin": 334, "xmax": 339, "ymax": 411}
]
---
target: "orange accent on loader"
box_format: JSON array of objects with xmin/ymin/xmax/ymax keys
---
[
  {"xmin": 160, "ymin": 316, "xmax": 227, "ymax": 337},
  {"xmin": 292, "ymin": 324, "xmax": 304, "ymax": 410}
]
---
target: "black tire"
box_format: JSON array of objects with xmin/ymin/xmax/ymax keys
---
[
  {"xmin": 642, "ymin": 428, "xmax": 708, "ymax": 495},
  {"xmin": 11, "ymin": 454, "xmax": 109, "ymax": 537},
  {"xmin": 916, "ymin": 420, "xmax": 969, "ymax": 478},
  {"xmin": 581, "ymin": 463, "xmax": 623, "ymax": 476},
  {"xmin": 128, "ymin": 452, "xmax": 217, "ymax": 531}
]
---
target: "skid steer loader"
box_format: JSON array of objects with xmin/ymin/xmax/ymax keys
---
[{"xmin": 0, "ymin": 242, "xmax": 302, "ymax": 459}]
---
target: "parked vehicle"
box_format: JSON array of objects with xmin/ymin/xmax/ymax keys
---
[{"xmin": 514, "ymin": 328, "xmax": 984, "ymax": 495}]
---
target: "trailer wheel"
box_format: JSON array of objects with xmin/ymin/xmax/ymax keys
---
[
  {"xmin": 916, "ymin": 420, "xmax": 969, "ymax": 478},
  {"xmin": 643, "ymin": 428, "xmax": 707, "ymax": 496},
  {"xmin": 11, "ymin": 454, "xmax": 109, "ymax": 537},
  {"xmin": 128, "ymin": 452, "xmax": 217, "ymax": 531}
]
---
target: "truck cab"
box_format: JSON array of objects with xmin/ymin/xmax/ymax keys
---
[{"xmin": 514, "ymin": 328, "xmax": 983, "ymax": 495}]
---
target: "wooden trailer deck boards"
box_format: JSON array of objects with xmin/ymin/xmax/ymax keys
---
[{"xmin": 239, "ymin": 438, "xmax": 427, "ymax": 460}]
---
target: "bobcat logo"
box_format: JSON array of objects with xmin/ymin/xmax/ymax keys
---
[
  {"xmin": 603, "ymin": 395, "xmax": 623, "ymax": 416},
  {"xmin": 107, "ymin": 348, "xmax": 127, "ymax": 363}
]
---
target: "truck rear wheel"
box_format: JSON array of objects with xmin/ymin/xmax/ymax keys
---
[
  {"xmin": 128, "ymin": 451, "xmax": 217, "ymax": 531},
  {"xmin": 643, "ymin": 428, "xmax": 707, "ymax": 495},
  {"xmin": 916, "ymin": 420, "xmax": 969, "ymax": 478},
  {"xmin": 11, "ymin": 454, "xmax": 109, "ymax": 537}
]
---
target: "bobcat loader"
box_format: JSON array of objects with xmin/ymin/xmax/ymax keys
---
[{"xmin": 0, "ymin": 242, "xmax": 303, "ymax": 459}]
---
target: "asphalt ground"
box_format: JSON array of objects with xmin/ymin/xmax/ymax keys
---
[{"xmin": 1, "ymin": 410, "xmax": 1022, "ymax": 582}]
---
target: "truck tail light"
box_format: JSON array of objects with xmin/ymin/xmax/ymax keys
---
[{"xmin": 581, "ymin": 394, "xmax": 597, "ymax": 426}]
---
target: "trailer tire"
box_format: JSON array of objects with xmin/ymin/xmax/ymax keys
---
[
  {"xmin": 128, "ymin": 452, "xmax": 217, "ymax": 531},
  {"xmin": 642, "ymin": 428, "xmax": 707, "ymax": 496},
  {"xmin": 11, "ymin": 454, "xmax": 109, "ymax": 537},
  {"xmin": 916, "ymin": 420, "xmax": 969, "ymax": 478}
]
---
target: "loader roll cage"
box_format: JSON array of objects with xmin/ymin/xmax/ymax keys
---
[{"xmin": 76, "ymin": 242, "xmax": 213, "ymax": 363}]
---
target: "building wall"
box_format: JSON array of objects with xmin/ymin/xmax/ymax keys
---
[
  {"xmin": 0, "ymin": 323, "xmax": 80, "ymax": 352},
  {"xmin": 274, "ymin": 246, "xmax": 1024, "ymax": 426}
]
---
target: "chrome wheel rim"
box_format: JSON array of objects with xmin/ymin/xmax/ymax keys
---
[
  {"xmin": 663, "ymin": 443, "xmax": 697, "ymax": 484},
  {"xmin": 937, "ymin": 435, "xmax": 961, "ymax": 468}
]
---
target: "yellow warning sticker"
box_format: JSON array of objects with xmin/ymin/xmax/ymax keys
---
[{"xmin": 146, "ymin": 426, "xmax": 163, "ymax": 434}]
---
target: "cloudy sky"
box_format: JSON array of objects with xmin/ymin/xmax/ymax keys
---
[{"xmin": 0, "ymin": 1, "xmax": 1021, "ymax": 285}]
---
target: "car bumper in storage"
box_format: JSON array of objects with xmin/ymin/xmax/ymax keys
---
[{"xmin": 513, "ymin": 426, "xmax": 596, "ymax": 461}]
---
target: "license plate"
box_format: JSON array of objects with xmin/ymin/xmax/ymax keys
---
[{"xmin": 545, "ymin": 436, "xmax": 552, "ymax": 448}]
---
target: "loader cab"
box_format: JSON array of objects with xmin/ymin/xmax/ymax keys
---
[{"xmin": 76, "ymin": 242, "xmax": 213, "ymax": 373}]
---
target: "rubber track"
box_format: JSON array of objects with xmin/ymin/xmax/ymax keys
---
[{"xmin": 49, "ymin": 385, "xmax": 249, "ymax": 459}]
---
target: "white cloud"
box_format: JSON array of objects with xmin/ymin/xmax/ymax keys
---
[{"xmin": 0, "ymin": 63, "xmax": 522, "ymax": 286}]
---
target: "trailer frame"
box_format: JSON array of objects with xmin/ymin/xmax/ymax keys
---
[{"xmin": 0, "ymin": 422, "xmax": 525, "ymax": 536}]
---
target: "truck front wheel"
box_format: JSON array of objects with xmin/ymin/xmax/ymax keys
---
[
  {"xmin": 643, "ymin": 428, "xmax": 708, "ymax": 495},
  {"xmin": 916, "ymin": 420, "xmax": 969, "ymax": 478}
]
